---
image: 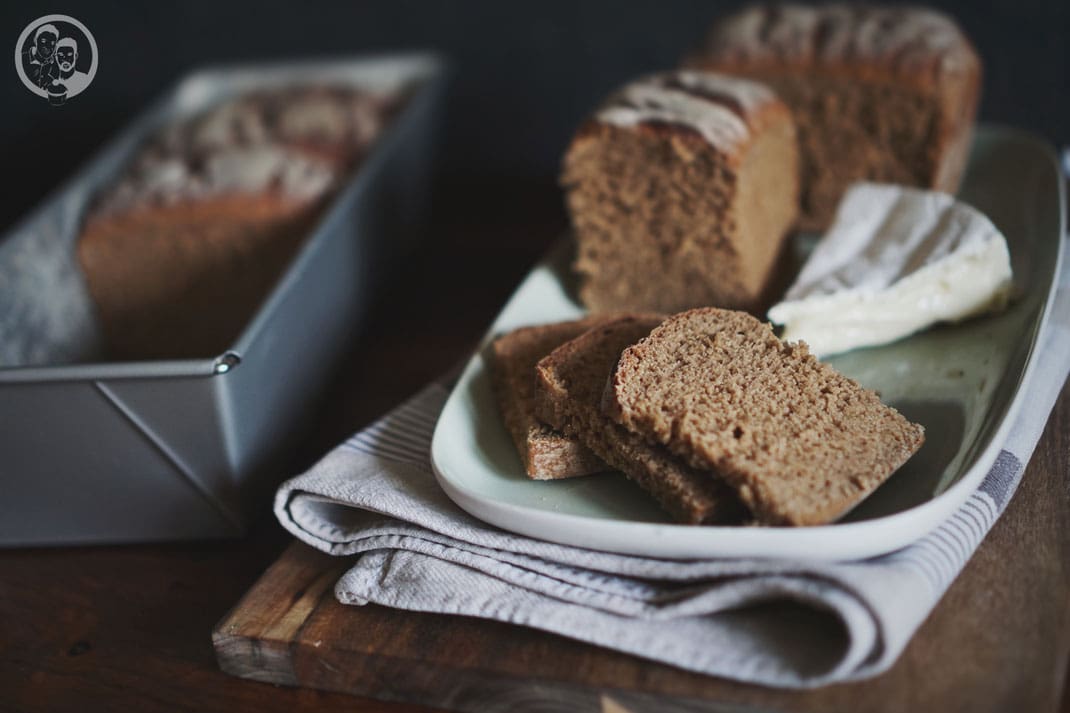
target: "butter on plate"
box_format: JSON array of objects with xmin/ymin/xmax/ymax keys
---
[{"xmin": 768, "ymin": 183, "xmax": 1014, "ymax": 357}]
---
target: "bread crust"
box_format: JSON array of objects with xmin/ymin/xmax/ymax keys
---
[
  {"xmin": 77, "ymin": 85, "xmax": 399, "ymax": 359},
  {"xmin": 687, "ymin": 4, "xmax": 981, "ymax": 92},
  {"xmin": 684, "ymin": 3, "xmax": 982, "ymax": 230},
  {"xmin": 78, "ymin": 193, "xmax": 325, "ymax": 360},
  {"xmin": 489, "ymin": 317, "xmax": 609, "ymax": 480}
]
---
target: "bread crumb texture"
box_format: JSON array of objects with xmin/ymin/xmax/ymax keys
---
[{"xmin": 607, "ymin": 307, "xmax": 924, "ymax": 525}]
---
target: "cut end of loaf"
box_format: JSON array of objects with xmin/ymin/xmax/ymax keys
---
[{"xmin": 561, "ymin": 70, "xmax": 799, "ymax": 314}]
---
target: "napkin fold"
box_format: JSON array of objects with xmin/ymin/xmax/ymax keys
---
[{"xmin": 275, "ymin": 253, "xmax": 1070, "ymax": 689}]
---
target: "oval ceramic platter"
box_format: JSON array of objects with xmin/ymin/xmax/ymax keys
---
[{"xmin": 431, "ymin": 126, "xmax": 1066, "ymax": 561}]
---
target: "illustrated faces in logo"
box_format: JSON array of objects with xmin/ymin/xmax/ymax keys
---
[
  {"xmin": 15, "ymin": 15, "xmax": 98, "ymax": 104},
  {"xmin": 55, "ymin": 37, "xmax": 77, "ymax": 73},
  {"xmin": 33, "ymin": 24, "xmax": 58, "ymax": 62},
  {"xmin": 47, "ymin": 37, "xmax": 92, "ymax": 100},
  {"xmin": 24, "ymin": 23, "xmax": 59, "ymax": 86}
]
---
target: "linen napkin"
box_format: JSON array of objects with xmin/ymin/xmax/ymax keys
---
[{"xmin": 275, "ymin": 252, "xmax": 1070, "ymax": 689}]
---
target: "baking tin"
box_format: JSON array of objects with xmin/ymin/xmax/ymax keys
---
[{"xmin": 0, "ymin": 53, "xmax": 449, "ymax": 545}]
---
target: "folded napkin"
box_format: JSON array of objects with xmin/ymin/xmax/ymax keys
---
[{"xmin": 275, "ymin": 254, "xmax": 1070, "ymax": 689}]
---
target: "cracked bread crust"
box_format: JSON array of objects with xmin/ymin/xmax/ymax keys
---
[
  {"xmin": 78, "ymin": 85, "xmax": 401, "ymax": 360},
  {"xmin": 685, "ymin": 3, "xmax": 981, "ymax": 230}
]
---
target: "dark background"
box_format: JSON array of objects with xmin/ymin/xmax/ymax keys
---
[{"xmin": 2, "ymin": 0, "xmax": 1068, "ymax": 233}]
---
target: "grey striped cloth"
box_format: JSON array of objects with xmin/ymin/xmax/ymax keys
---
[{"xmin": 275, "ymin": 257, "xmax": 1070, "ymax": 689}]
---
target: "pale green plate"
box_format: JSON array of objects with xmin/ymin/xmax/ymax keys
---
[{"xmin": 431, "ymin": 126, "xmax": 1066, "ymax": 560}]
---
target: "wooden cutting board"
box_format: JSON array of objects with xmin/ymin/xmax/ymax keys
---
[{"xmin": 213, "ymin": 380, "xmax": 1070, "ymax": 713}]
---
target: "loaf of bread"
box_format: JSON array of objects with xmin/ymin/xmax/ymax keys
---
[
  {"xmin": 489, "ymin": 318, "xmax": 609, "ymax": 480},
  {"xmin": 78, "ymin": 85, "xmax": 399, "ymax": 360},
  {"xmin": 605, "ymin": 308, "xmax": 924, "ymax": 525},
  {"xmin": 561, "ymin": 70, "xmax": 799, "ymax": 315},
  {"xmin": 534, "ymin": 314, "xmax": 746, "ymax": 524},
  {"xmin": 685, "ymin": 3, "xmax": 982, "ymax": 231}
]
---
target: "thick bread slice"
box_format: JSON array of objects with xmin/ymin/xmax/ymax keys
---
[
  {"xmin": 534, "ymin": 314, "xmax": 747, "ymax": 524},
  {"xmin": 605, "ymin": 307, "xmax": 925, "ymax": 525},
  {"xmin": 489, "ymin": 317, "xmax": 609, "ymax": 480}
]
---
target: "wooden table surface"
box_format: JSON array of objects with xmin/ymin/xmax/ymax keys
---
[{"xmin": 2, "ymin": 180, "xmax": 1068, "ymax": 712}]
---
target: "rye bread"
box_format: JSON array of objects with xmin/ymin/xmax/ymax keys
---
[
  {"xmin": 489, "ymin": 318, "xmax": 609, "ymax": 480},
  {"xmin": 79, "ymin": 86, "xmax": 400, "ymax": 360},
  {"xmin": 685, "ymin": 4, "xmax": 981, "ymax": 231},
  {"xmin": 534, "ymin": 314, "xmax": 747, "ymax": 524},
  {"xmin": 604, "ymin": 308, "xmax": 924, "ymax": 525},
  {"xmin": 561, "ymin": 70, "xmax": 799, "ymax": 314}
]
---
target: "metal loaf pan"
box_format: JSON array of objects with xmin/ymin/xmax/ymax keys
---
[{"xmin": 0, "ymin": 53, "xmax": 449, "ymax": 545}]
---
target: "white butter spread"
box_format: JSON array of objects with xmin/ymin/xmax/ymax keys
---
[{"xmin": 767, "ymin": 183, "xmax": 1013, "ymax": 357}]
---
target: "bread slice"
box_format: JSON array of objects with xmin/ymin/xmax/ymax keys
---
[
  {"xmin": 489, "ymin": 318, "xmax": 609, "ymax": 480},
  {"xmin": 605, "ymin": 308, "xmax": 924, "ymax": 525},
  {"xmin": 534, "ymin": 314, "xmax": 746, "ymax": 524}
]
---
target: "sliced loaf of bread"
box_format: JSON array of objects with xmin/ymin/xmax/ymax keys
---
[
  {"xmin": 489, "ymin": 318, "xmax": 609, "ymax": 480},
  {"xmin": 561, "ymin": 70, "xmax": 799, "ymax": 314},
  {"xmin": 604, "ymin": 308, "xmax": 924, "ymax": 525},
  {"xmin": 535, "ymin": 314, "xmax": 746, "ymax": 524},
  {"xmin": 685, "ymin": 4, "xmax": 981, "ymax": 232}
]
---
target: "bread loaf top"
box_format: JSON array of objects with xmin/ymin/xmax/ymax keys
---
[
  {"xmin": 591, "ymin": 70, "xmax": 784, "ymax": 156},
  {"xmin": 694, "ymin": 4, "xmax": 978, "ymax": 81},
  {"xmin": 90, "ymin": 85, "xmax": 396, "ymax": 219},
  {"xmin": 158, "ymin": 85, "xmax": 394, "ymax": 158}
]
